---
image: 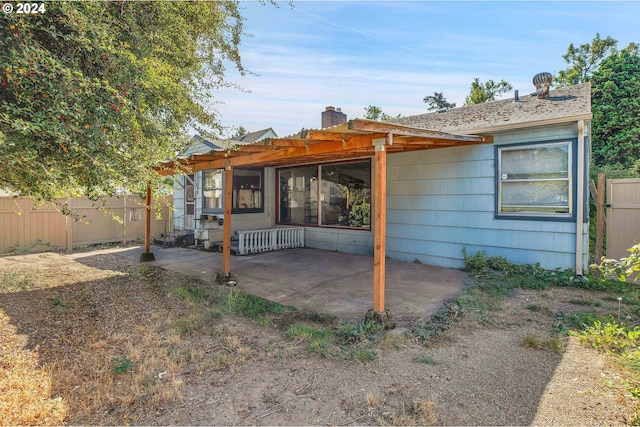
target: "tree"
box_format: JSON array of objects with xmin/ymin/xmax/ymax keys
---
[
  {"xmin": 464, "ymin": 78, "xmax": 512, "ymax": 105},
  {"xmin": 363, "ymin": 105, "xmax": 402, "ymax": 121},
  {"xmin": 0, "ymin": 1, "xmax": 251, "ymax": 208},
  {"xmin": 423, "ymin": 91, "xmax": 456, "ymax": 110},
  {"xmin": 591, "ymin": 48, "xmax": 640, "ymax": 168},
  {"xmin": 555, "ymin": 33, "xmax": 618, "ymax": 87},
  {"xmin": 231, "ymin": 126, "xmax": 248, "ymax": 139}
]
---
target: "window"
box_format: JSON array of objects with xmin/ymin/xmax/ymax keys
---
[
  {"xmin": 203, "ymin": 170, "xmax": 223, "ymax": 212},
  {"xmin": 278, "ymin": 160, "xmax": 371, "ymax": 229},
  {"xmin": 497, "ymin": 140, "xmax": 573, "ymax": 218},
  {"xmin": 185, "ymin": 173, "xmax": 195, "ymax": 215},
  {"xmin": 203, "ymin": 168, "xmax": 264, "ymax": 214},
  {"xmin": 233, "ymin": 168, "xmax": 263, "ymax": 213}
]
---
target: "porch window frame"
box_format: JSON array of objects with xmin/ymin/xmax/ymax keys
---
[
  {"xmin": 202, "ymin": 169, "xmax": 224, "ymax": 214},
  {"xmin": 276, "ymin": 158, "xmax": 372, "ymax": 230},
  {"xmin": 202, "ymin": 168, "xmax": 265, "ymax": 214},
  {"xmin": 495, "ymin": 138, "xmax": 577, "ymax": 222},
  {"xmin": 232, "ymin": 167, "xmax": 265, "ymax": 214}
]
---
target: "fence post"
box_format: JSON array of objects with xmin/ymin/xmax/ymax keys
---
[
  {"xmin": 595, "ymin": 172, "xmax": 606, "ymax": 264},
  {"xmin": 65, "ymin": 199, "xmax": 73, "ymax": 252},
  {"xmin": 123, "ymin": 196, "xmax": 127, "ymax": 245}
]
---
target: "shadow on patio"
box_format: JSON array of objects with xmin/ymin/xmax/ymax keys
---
[{"xmin": 112, "ymin": 246, "xmax": 469, "ymax": 326}]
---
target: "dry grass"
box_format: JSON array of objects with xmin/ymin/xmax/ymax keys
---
[
  {"xmin": 521, "ymin": 333, "xmax": 566, "ymax": 354},
  {"xmin": 378, "ymin": 400, "xmax": 438, "ymax": 426},
  {"xmin": 0, "ymin": 312, "xmax": 67, "ymax": 425},
  {"xmin": 0, "ymin": 252, "xmax": 251, "ymax": 425}
]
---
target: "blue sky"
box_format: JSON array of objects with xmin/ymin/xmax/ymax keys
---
[{"xmin": 211, "ymin": 1, "xmax": 640, "ymax": 138}]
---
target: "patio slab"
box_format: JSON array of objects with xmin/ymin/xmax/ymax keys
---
[{"xmin": 112, "ymin": 246, "xmax": 469, "ymax": 325}]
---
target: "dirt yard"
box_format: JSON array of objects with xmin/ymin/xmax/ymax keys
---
[{"xmin": 0, "ymin": 249, "xmax": 636, "ymax": 425}]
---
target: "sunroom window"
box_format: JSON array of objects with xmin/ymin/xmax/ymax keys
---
[
  {"xmin": 497, "ymin": 141, "xmax": 572, "ymax": 218},
  {"xmin": 278, "ymin": 160, "xmax": 371, "ymax": 229}
]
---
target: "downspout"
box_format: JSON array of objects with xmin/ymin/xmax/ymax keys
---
[{"xmin": 575, "ymin": 120, "xmax": 586, "ymax": 275}]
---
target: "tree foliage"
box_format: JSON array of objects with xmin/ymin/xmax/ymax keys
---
[
  {"xmin": 0, "ymin": 1, "xmax": 248, "ymax": 207},
  {"xmin": 463, "ymin": 78, "xmax": 512, "ymax": 105},
  {"xmin": 231, "ymin": 126, "xmax": 248, "ymax": 139},
  {"xmin": 423, "ymin": 91, "xmax": 456, "ymax": 110},
  {"xmin": 363, "ymin": 105, "xmax": 401, "ymax": 121},
  {"xmin": 555, "ymin": 33, "xmax": 618, "ymax": 87},
  {"xmin": 591, "ymin": 49, "xmax": 640, "ymax": 168}
]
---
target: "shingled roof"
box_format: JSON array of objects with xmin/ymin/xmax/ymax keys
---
[
  {"xmin": 395, "ymin": 82, "xmax": 591, "ymax": 135},
  {"xmin": 231, "ymin": 128, "xmax": 277, "ymax": 144}
]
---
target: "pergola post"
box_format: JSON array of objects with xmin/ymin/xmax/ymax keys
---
[
  {"xmin": 366, "ymin": 134, "xmax": 395, "ymax": 329},
  {"xmin": 216, "ymin": 164, "xmax": 237, "ymax": 286},
  {"xmin": 223, "ymin": 165, "xmax": 233, "ymax": 274},
  {"xmin": 139, "ymin": 183, "xmax": 156, "ymax": 262}
]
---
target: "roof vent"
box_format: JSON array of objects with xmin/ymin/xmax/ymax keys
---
[{"xmin": 533, "ymin": 72, "xmax": 553, "ymax": 99}]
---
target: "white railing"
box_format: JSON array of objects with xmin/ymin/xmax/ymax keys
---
[{"xmin": 237, "ymin": 227, "xmax": 305, "ymax": 255}]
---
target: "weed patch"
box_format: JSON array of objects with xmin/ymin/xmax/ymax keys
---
[
  {"xmin": 339, "ymin": 320, "xmax": 383, "ymax": 344},
  {"xmin": 0, "ymin": 269, "xmax": 33, "ymax": 293},
  {"xmin": 378, "ymin": 400, "xmax": 438, "ymax": 426},
  {"xmin": 343, "ymin": 344, "xmax": 378, "ymax": 363},
  {"xmin": 412, "ymin": 354, "xmax": 438, "ymax": 365},
  {"xmin": 521, "ymin": 333, "xmax": 565, "ymax": 354},
  {"xmin": 218, "ymin": 289, "xmax": 294, "ymax": 321},
  {"xmin": 569, "ymin": 297, "xmax": 602, "ymax": 307},
  {"xmin": 111, "ymin": 356, "xmax": 135, "ymax": 374}
]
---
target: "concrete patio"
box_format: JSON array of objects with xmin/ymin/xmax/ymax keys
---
[{"xmin": 113, "ymin": 245, "xmax": 470, "ymax": 326}]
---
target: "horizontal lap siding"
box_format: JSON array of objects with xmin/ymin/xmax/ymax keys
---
[
  {"xmin": 304, "ymin": 227, "xmax": 374, "ymax": 255},
  {"xmin": 386, "ymin": 124, "xmax": 579, "ymax": 270}
]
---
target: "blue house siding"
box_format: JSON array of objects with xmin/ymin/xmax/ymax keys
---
[
  {"xmin": 385, "ymin": 123, "xmax": 583, "ymax": 270},
  {"xmin": 304, "ymin": 227, "xmax": 374, "ymax": 255}
]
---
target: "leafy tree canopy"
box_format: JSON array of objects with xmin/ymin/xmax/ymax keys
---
[
  {"xmin": 363, "ymin": 105, "xmax": 402, "ymax": 121},
  {"xmin": 591, "ymin": 48, "xmax": 640, "ymax": 169},
  {"xmin": 555, "ymin": 33, "xmax": 618, "ymax": 87},
  {"xmin": 463, "ymin": 78, "xmax": 512, "ymax": 105},
  {"xmin": 231, "ymin": 126, "xmax": 248, "ymax": 139},
  {"xmin": 0, "ymin": 1, "xmax": 250, "ymax": 208},
  {"xmin": 423, "ymin": 91, "xmax": 456, "ymax": 111}
]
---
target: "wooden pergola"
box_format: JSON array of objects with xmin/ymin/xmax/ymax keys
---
[{"xmin": 144, "ymin": 118, "xmax": 493, "ymax": 323}]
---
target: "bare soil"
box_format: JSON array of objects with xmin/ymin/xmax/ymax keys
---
[{"xmin": 0, "ymin": 249, "xmax": 636, "ymax": 426}]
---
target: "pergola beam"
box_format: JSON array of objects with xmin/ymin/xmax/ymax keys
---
[{"xmin": 349, "ymin": 118, "xmax": 491, "ymax": 143}]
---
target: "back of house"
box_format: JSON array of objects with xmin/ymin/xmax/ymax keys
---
[{"xmin": 170, "ymin": 79, "xmax": 591, "ymax": 274}]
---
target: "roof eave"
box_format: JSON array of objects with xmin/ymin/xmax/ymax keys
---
[{"xmin": 451, "ymin": 113, "xmax": 593, "ymax": 135}]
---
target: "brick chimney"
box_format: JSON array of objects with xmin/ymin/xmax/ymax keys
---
[{"xmin": 321, "ymin": 106, "xmax": 347, "ymax": 128}]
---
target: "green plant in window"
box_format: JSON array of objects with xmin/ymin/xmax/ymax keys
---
[{"xmin": 343, "ymin": 188, "xmax": 370, "ymax": 228}]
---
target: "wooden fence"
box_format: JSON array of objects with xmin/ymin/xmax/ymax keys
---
[
  {"xmin": 0, "ymin": 196, "xmax": 172, "ymax": 254},
  {"xmin": 606, "ymin": 178, "xmax": 640, "ymax": 260}
]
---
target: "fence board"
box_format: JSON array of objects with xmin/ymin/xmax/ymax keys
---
[
  {"xmin": 0, "ymin": 196, "xmax": 172, "ymax": 254},
  {"xmin": 606, "ymin": 178, "xmax": 640, "ymax": 260}
]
